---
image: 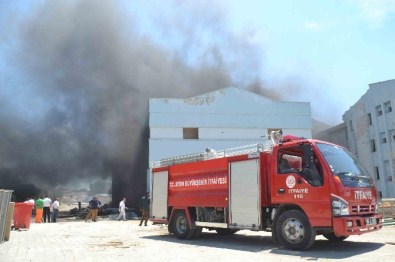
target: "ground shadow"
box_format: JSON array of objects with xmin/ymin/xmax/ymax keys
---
[
  {"xmin": 143, "ymin": 231, "xmax": 275, "ymax": 252},
  {"xmin": 143, "ymin": 231, "xmax": 385, "ymax": 259},
  {"xmin": 271, "ymin": 239, "xmax": 384, "ymax": 260}
]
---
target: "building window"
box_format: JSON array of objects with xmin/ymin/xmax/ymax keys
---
[
  {"xmin": 390, "ymin": 129, "xmax": 395, "ymax": 141},
  {"xmin": 379, "ymin": 191, "xmax": 382, "ymax": 198},
  {"xmin": 384, "ymin": 101, "xmax": 392, "ymax": 113},
  {"xmin": 380, "ymin": 132, "xmax": 387, "ymax": 144},
  {"xmin": 371, "ymin": 139, "xmax": 376, "ymax": 152},
  {"xmin": 349, "ymin": 120, "xmax": 353, "ymax": 132},
  {"xmin": 367, "ymin": 113, "xmax": 372, "ymax": 125},
  {"xmin": 375, "ymin": 105, "xmax": 383, "ymax": 116},
  {"xmin": 386, "ymin": 176, "xmax": 393, "ymax": 182},
  {"xmin": 375, "ymin": 166, "xmax": 380, "ymax": 180},
  {"xmin": 183, "ymin": 128, "xmax": 198, "ymax": 139}
]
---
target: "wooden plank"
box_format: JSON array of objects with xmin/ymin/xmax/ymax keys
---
[{"xmin": 4, "ymin": 202, "xmax": 15, "ymax": 241}]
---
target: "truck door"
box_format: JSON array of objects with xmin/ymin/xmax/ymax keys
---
[
  {"xmin": 151, "ymin": 170, "xmax": 169, "ymax": 220},
  {"xmin": 229, "ymin": 158, "xmax": 261, "ymax": 229},
  {"xmin": 272, "ymin": 143, "xmax": 332, "ymax": 226}
]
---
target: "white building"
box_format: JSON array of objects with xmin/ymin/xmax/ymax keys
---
[
  {"xmin": 149, "ymin": 87, "xmax": 312, "ymax": 169},
  {"xmin": 314, "ymin": 123, "xmax": 348, "ymax": 149},
  {"xmin": 343, "ymin": 79, "xmax": 395, "ymax": 198}
]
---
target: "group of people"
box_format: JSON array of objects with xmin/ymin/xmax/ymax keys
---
[
  {"xmin": 25, "ymin": 196, "xmax": 60, "ymax": 223},
  {"xmin": 25, "ymin": 192, "xmax": 150, "ymax": 225}
]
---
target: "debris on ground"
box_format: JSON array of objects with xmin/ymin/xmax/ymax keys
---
[{"xmin": 59, "ymin": 205, "xmax": 138, "ymax": 220}]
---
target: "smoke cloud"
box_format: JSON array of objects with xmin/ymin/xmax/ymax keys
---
[{"xmin": 0, "ymin": 1, "xmax": 279, "ymax": 206}]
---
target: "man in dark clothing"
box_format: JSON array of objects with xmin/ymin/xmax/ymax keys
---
[
  {"xmin": 139, "ymin": 192, "xmax": 150, "ymax": 226},
  {"xmin": 85, "ymin": 196, "xmax": 102, "ymax": 222},
  {"xmin": 42, "ymin": 195, "xmax": 52, "ymax": 223}
]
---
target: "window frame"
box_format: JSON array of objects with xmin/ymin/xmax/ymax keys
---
[
  {"xmin": 371, "ymin": 139, "xmax": 376, "ymax": 152},
  {"xmin": 183, "ymin": 128, "xmax": 199, "ymax": 139},
  {"xmin": 376, "ymin": 105, "xmax": 383, "ymax": 116},
  {"xmin": 384, "ymin": 101, "xmax": 392, "ymax": 113},
  {"xmin": 367, "ymin": 113, "xmax": 372, "ymax": 125}
]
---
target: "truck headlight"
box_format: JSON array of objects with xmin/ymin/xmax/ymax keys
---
[{"xmin": 331, "ymin": 194, "xmax": 349, "ymax": 216}]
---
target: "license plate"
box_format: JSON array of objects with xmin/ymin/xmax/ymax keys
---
[{"xmin": 365, "ymin": 217, "xmax": 376, "ymax": 225}]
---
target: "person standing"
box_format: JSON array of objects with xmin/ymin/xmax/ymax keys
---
[
  {"xmin": 42, "ymin": 195, "xmax": 52, "ymax": 223},
  {"xmin": 117, "ymin": 198, "xmax": 127, "ymax": 221},
  {"xmin": 139, "ymin": 192, "xmax": 150, "ymax": 226},
  {"xmin": 35, "ymin": 196, "xmax": 44, "ymax": 223},
  {"xmin": 85, "ymin": 196, "xmax": 101, "ymax": 222},
  {"xmin": 51, "ymin": 198, "xmax": 60, "ymax": 223}
]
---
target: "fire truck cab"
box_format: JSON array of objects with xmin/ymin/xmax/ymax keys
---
[{"xmin": 150, "ymin": 132, "xmax": 382, "ymax": 250}]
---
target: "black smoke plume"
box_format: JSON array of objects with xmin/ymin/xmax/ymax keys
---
[{"xmin": 0, "ymin": 1, "xmax": 280, "ymax": 207}]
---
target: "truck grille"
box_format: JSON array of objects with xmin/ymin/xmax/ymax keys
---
[{"xmin": 351, "ymin": 204, "xmax": 375, "ymax": 214}]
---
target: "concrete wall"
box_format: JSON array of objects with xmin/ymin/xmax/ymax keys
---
[{"xmin": 314, "ymin": 123, "xmax": 348, "ymax": 149}]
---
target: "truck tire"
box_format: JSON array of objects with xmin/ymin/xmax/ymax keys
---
[
  {"xmin": 323, "ymin": 232, "xmax": 348, "ymax": 242},
  {"xmin": 215, "ymin": 228, "xmax": 239, "ymax": 235},
  {"xmin": 271, "ymin": 224, "xmax": 279, "ymax": 243},
  {"xmin": 276, "ymin": 210, "xmax": 316, "ymax": 250},
  {"xmin": 168, "ymin": 223, "xmax": 175, "ymax": 234},
  {"xmin": 172, "ymin": 211, "xmax": 194, "ymax": 239}
]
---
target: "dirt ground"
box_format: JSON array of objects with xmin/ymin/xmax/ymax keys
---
[{"xmin": 1, "ymin": 217, "xmax": 394, "ymax": 262}]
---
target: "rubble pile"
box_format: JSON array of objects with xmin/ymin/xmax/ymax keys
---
[{"xmin": 59, "ymin": 204, "xmax": 138, "ymax": 220}]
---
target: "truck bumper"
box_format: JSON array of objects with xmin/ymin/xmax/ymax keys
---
[{"xmin": 332, "ymin": 214, "xmax": 382, "ymax": 236}]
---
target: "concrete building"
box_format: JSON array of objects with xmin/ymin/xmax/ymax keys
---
[
  {"xmin": 314, "ymin": 123, "xmax": 348, "ymax": 149},
  {"xmin": 343, "ymin": 79, "xmax": 395, "ymax": 198},
  {"xmin": 148, "ymin": 87, "xmax": 312, "ymax": 181}
]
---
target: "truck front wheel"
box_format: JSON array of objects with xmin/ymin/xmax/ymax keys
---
[
  {"xmin": 172, "ymin": 211, "xmax": 194, "ymax": 239},
  {"xmin": 276, "ymin": 210, "xmax": 316, "ymax": 250}
]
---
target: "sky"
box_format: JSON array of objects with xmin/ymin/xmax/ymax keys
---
[
  {"xmin": 133, "ymin": 0, "xmax": 395, "ymax": 124},
  {"xmin": 226, "ymin": 0, "xmax": 395, "ymax": 123},
  {"xmin": 0, "ymin": 0, "xmax": 395, "ymax": 192}
]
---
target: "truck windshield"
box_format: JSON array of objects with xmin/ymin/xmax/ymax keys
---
[{"xmin": 316, "ymin": 143, "xmax": 374, "ymax": 188}]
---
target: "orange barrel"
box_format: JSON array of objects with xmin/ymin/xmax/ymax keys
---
[{"xmin": 13, "ymin": 203, "xmax": 34, "ymax": 230}]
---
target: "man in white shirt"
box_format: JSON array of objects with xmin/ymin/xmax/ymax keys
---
[
  {"xmin": 51, "ymin": 198, "xmax": 60, "ymax": 223},
  {"xmin": 42, "ymin": 196, "xmax": 52, "ymax": 223},
  {"xmin": 117, "ymin": 198, "xmax": 127, "ymax": 221},
  {"xmin": 24, "ymin": 197, "xmax": 35, "ymax": 204}
]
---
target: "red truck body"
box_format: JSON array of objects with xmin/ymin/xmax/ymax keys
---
[{"xmin": 151, "ymin": 134, "xmax": 382, "ymax": 250}]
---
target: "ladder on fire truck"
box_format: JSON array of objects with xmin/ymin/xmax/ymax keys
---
[{"xmin": 152, "ymin": 143, "xmax": 272, "ymax": 168}]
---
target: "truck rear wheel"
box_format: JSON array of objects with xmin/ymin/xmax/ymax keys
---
[
  {"xmin": 323, "ymin": 232, "xmax": 348, "ymax": 242},
  {"xmin": 215, "ymin": 228, "xmax": 239, "ymax": 235},
  {"xmin": 276, "ymin": 210, "xmax": 316, "ymax": 250},
  {"xmin": 172, "ymin": 211, "xmax": 195, "ymax": 239}
]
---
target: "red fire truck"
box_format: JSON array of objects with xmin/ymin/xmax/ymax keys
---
[{"xmin": 150, "ymin": 132, "xmax": 382, "ymax": 250}]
